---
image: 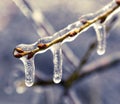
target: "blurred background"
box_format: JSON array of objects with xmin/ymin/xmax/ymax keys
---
[{"xmin": 0, "ymin": 0, "xmax": 120, "ymax": 104}]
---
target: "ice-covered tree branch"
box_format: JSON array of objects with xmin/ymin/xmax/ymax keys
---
[
  {"xmin": 13, "ymin": 0, "xmax": 120, "ymax": 87},
  {"xmin": 14, "ymin": 1, "xmax": 119, "ymax": 59}
]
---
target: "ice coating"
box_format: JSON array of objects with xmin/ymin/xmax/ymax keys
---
[
  {"xmin": 94, "ymin": 0, "xmax": 117, "ymax": 16},
  {"xmin": 53, "ymin": 21, "xmax": 83, "ymax": 43},
  {"xmin": 103, "ymin": 4, "xmax": 120, "ymax": 30},
  {"xmin": 94, "ymin": 24, "xmax": 106, "ymax": 55},
  {"xmin": 56, "ymin": 21, "xmax": 82, "ymax": 36},
  {"xmin": 52, "ymin": 44, "xmax": 62, "ymax": 83},
  {"xmin": 79, "ymin": 0, "xmax": 117, "ymax": 22}
]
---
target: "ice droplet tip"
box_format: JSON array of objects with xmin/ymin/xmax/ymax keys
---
[
  {"xmin": 97, "ymin": 49, "xmax": 105, "ymax": 55},
  {"xmin": 25, "ymin": 81, "xmax": 34, "ymax": 87},
  {"xmin": 53, "ymin": 78, "xmax": 61, "ymax": 84}
]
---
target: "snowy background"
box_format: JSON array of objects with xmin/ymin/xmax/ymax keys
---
[{"xmin": 0, "ymin": 0, "xmax": 120, "ymax": 104}]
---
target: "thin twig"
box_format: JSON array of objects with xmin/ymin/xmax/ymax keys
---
[
  {"xmin": 62, "ymin": 40, "xmax": 97, "ymax": 88},
  {"xmin": 77, "ymin": 40, "xmax": 97, "ymax": 71}
]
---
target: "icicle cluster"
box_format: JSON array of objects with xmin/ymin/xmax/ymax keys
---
[{"xmin": 13, "ymin": 0, "xmax": 120, "ymax": 87}]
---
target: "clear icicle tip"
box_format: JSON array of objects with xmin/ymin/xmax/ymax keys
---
[
  {"xmin": 53, "ymin": 76, "xmax": 61, "ymax": 84},
  {"xmin": 25, "ymin": 80, "xmax": 34, "ymax": 87},
  {"xmin": 97, "ymin": 48, "xmax": 105, "ymax": 55}
]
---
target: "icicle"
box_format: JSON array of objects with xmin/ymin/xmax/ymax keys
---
[
  {"xmin": 51, "ymin": 43, "xmax": 62, "ymax": 83},
  {"xmin": 94, "ymin": 24, "xmax": 106, "ymax": 55},
  {"xmin": 21, "ymin": 57, "xmax": 35, "ymax": 87},
  {"xmin": 14, "ymin": 44, "xmax": 36, "ymax": 87}
]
